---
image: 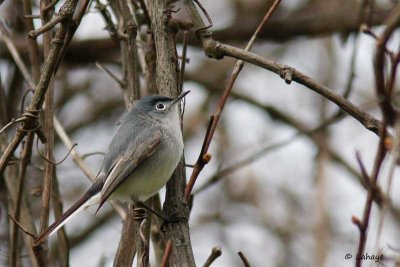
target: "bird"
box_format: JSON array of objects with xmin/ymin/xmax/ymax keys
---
[{"xmin": 34, "ymin": 91, "xmax": 189, "ymax": 245}]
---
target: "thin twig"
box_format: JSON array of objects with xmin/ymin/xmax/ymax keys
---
[
  {"xmin": 184, "ymin": 0, "xmax": 282, "ymax": 201},
  {"xmin": 36, "ymin": 139, "xmax": 77, "ymax": 165},
  {"xmin": 237, "ymin": 251, "xmax": 251, "ymax": 267},
  {"xmin": 9, "ymin": 214, "xmax": 36, "ymax": 238},
  {"xmin": 95, "ymin": 61, "xmax": 125, "ymax": 88},
  {"xmin": 160, "ymin": 240, "xmax": 173, "ymax": 267},
  {"xmin": 44, "ymin": 0, "xmax": 60, "ymax": 12},
  {"xmin": 355, "ymin": 121, "xmax": 388, "ymax": 267},
  {"xmin": 0, "ymin": 27, "xmax": 36, "ymax": 89},
  {"xmin": 24, "ymin": 14, "xmax": 42, "ymax": 19},
  {"xmin": 53, "ymin": 0, "xmax": 91, "ymax": 73},
  {"xmin": 202, "ymin": 246, "xmax": 222, "ymax": 267},
  {"xmin": 95, "ymin": 0, "xmax": 120, "ymax": 44},
  {"xmin": 374, "ymin": 122, "xmax": 400, "ymax": 252}
]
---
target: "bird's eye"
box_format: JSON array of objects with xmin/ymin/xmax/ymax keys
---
[{"xmin": 156, "ymin": 103, "xmax": 166, "ymax": 110}]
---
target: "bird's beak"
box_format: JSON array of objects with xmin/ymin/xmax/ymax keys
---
[{"xmin": 171, "ymin": 90, "xmax": 190, "ymax": 106}]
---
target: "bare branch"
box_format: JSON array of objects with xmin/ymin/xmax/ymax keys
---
[
  {"xmin": 202, "ymin": 246, "xmax": 222, "ymax": 267},
  {"xmin": 183, "ymin": 0, "xmax": 282, "ymax": 200}
]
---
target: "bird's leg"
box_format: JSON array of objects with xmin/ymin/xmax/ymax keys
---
[
  {"xmin": 135, "ymin": 201, "xmax": 187, "ymax": 225},
  {"xmin": 136, "ymin": 201, "xmax": 166, "ymax": 220}
]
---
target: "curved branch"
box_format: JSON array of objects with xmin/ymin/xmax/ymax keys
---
[{"xmin": 202, "ymin": 40, "xmax": 383, "ymax": 136}]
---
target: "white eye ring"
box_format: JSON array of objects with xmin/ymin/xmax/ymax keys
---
[{"xmin": 156, "ymin": 103, "xmax": 166, "ymax": 110}]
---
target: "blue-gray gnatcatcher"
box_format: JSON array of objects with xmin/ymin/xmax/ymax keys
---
[{"xmin": 34, "ymin": 91, "xmax": 189, "ymax": 245}]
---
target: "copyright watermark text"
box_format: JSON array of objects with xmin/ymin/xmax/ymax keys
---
[{"xmin": 345, "ymin": 253, "xmax": 383, "ymax": 263}]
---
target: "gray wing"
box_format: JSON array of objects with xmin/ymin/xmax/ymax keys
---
[{"xmin": 96, "ymin": 128, "xmax": 162, "ymax": 211}]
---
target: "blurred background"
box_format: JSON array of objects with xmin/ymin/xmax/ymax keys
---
[{"xmin": 1, "ymin": 0, "xmax": 399, "ymax": 266}]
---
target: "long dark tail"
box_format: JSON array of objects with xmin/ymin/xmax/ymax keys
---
[{"xmin": 34, "ymin": 182, "xmax": 102, "ymax": 246}]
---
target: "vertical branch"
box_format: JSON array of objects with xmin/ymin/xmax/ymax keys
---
[
  {"xmin": 144, "ymin": 32, "xmax": 158, "ymax": 95},
  {"xmin": 8, "ymin": 2, "xmax": 41, "ymax": 264},
  {"xmin": 22, "ymin": 0, "xmax": 41, "ymax": 82},
  {"xmin": 354, "ymin": 123, "xmax": 388, "ymax": 267},
  {"xmin": 53, "ymin": 0, "xmax": 91, "ymax": 73},
  {"xmin": 148, "ymin": 0, "xmax": 195, "ymax": 266},
  {"xmin": 353, "ymin": 5, "xmax": 400, "ymax": 266},
  {"xmin": 38, "ymin": 5, "xmax": 56, "ymax": 263},
  {"xmin": 9, "ymin": 136, "xmax": 34, "ymax": 267},
  {"xmin": 118, "ymin": 0, "xmax": 140, "ymax": 108},
  {"xmin": 3, "ymin": 164, "xmax": 40, "ymax": 267},
  {"xmin": 149, "ymin": 194, "xmax": 167, "ymax": 266},
  {"xmin": 113, "ymin": 1, "xmax": 142, "ymax": 266},
  {"xmin": 113, "ymin": 204, "xmax": 137, "ymax": 267},
  {"xmin": 149, "ymin": 0, "xmax": 180, "ymax": 96},
  {"xmin": 138, "ymin": 2, "xmax": 167, "ymax": 264},
  {"xmin": 142, "ymin": 0, "xmax": 158, "ymax": 95},
  {"xmin": 135, "ymin": 208, "xmax": 150, "ymax": 267},
  {"xmin": 51, "ymin": 172, "xmax": 69, "ymax": 267},
  {"xmin": 373, "ymin": 4, "xmax": 400, "ymax": 125}
]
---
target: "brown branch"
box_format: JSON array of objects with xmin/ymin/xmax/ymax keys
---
[
  {"xmin": 110, "ymin": 1, "xmax": 143, "ymax": 265},
  {"xmin": 149, "ymin": 194, "xmax": 166, "ymax": 265},
  {"xmin": 51, "ymin": 170, "xmax": 69, "ymax": 267},
  {"xmin": 8, "ymin": 1, "xmax": 43, "ymax": 265},
  {"xmin": 352, "ymin": 6, "xmax": 400, "ymax": 267},
  {"xmin": 202, "ymin": 246, "xmax": 222, "ymax": 267},
  {"xmin": 95, "ymin": 61, "xmax": 125, "ymax": 88},
  {"xmin": 160, "ymin": 240, "xmax": 173, "ymax": 267},
  {"xmin": 183, "ymin": 0, "xmax": 282, "ymax": 201},
  {"xmin": 9, "ymin": 214, "xmax": 36, "ymax": 238},
  {"xmin": 135, "ymin": 210, "xmax": 150, "ymax": 267},
  {"xmin": 147, "ymin": 0, "xmax": 195, "ymax": 265},
  {"xmin": 3, "ymin": 164, "xmax": 40, "ymax": 267},
  {"xmin": 53, "ymin": 0, "xmax": 91, "ymax": 73},
  {"xmin": 118, "ymin": 0, "xmax": 140, "ymax": 108},
  {"xmin": 37, "ymin": 1, "xmax": 58, "ymax": 265},
  {"xmin": 144, "ymin": 31, "xmax": 158, "ymax": 94},
  {"xmin": 0, "ymin": 27, "xmax": 36, "ymax": 89},
  {"xmin": 95, "ymin": 0, "xmax": 120, "ymax": 45},
  {"xmin": 113, "ymin": 204, "xmax": 137, "ymax": 267},
  {"xmin": 9, "ymin": 134, "xmax": 34, "ymax": 267},
  {"xmin": 207, "ymin": 41, "xmax": 383, "ymax": 135},
  {"xmin": 184, "ymin": 0, "xmax": 384, "ymax": 138},
  {"xmin": 43, "ymin": 0, "xmax": 60, "ymax": 12},
  {"xmin": 237, "ymin": 251, "xmax": 251, "ymax": 267},
  {"xmin": 373, "ymin": 4, "xmax": 400, "ymax": 126},
  {"xmin": 28, "ymin": 0, "xmax": 77, "ymax": 40},
  {"xmin": 355, "ymin": 124, "xmax": 388, "ymax": 267},
  {"xmin": 137, "ymin": 0, "xmax": 151, "ymax": 28},
  {"xmin": 0, "ymin": 0, "xmax": 80, "ymax": 177}
]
